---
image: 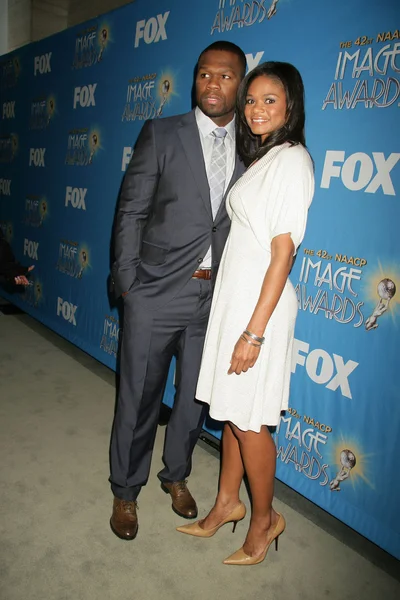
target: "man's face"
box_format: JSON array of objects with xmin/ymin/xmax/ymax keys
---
[{"xmin": 196, "ymin": 50, "xmax": 243, "ymax": 126}]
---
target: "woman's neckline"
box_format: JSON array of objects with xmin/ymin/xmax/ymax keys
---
[{"xmin": 245, "ymin": 142, "xmax": 290, "ymax": 174}]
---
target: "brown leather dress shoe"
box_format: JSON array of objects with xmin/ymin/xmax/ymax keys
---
[
  {"xmin": 110, "ymin": 497, "xmax": 138, "ymax": 540},
  {"xmin": 161, "ymin": 480, "xmax": 198, "ymax": 519}
]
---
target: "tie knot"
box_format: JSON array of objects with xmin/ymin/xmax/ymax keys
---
[{"xmin": 212, "ymin": 127, "xmax": 227, "ymax": 139}]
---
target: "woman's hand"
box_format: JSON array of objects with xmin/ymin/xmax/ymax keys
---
[
  {"xmin": 14, "ymin": 265, "xmax": 34, "ymax": 286},
  {"xmin": 228, "ymin": 336, "xmax": 261, "ymax": 375},
  {"xmin": 14, "ymin": 275, "xmax": 30, "ymax": 286}
]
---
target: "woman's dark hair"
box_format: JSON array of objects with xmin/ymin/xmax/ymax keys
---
[{"xmin": 236, "ymin": 61, "xmax": 306, "ymax": 166}]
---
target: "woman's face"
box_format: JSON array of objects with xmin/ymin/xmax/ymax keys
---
[{"xmin": 244, "ymin": 75, "xmax": 287, "ymax": 143}]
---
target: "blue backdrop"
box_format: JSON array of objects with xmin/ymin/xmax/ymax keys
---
[{"xmin": 1, "ymin": 0, "xmax": 399, "ymax": 559}]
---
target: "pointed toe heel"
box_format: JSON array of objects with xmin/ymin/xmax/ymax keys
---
[
  {"xmin": 176, "ymin": 502, "xmax": 246, "ymax": 538},
  {"xmin": 223, "ymin": 513, "xmax": 286, "ymax": 566}
]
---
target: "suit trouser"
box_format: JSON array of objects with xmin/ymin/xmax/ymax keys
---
[{"xmin": 109, "ymin": 277, "xmax": 212, "ymax": 501}]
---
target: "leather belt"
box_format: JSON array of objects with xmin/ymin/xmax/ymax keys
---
[{"xmin": 192, "ymin": 269, "xmax": 212, "ymax": 280}]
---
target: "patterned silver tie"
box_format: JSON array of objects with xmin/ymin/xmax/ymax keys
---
[{"xmin": 209, "ymin": 127, "xmax": 227, "ymax": 219}]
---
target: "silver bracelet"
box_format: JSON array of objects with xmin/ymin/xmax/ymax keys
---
[
  {"xmin": 240, "ymin": 334, "xmax": 261, "ymax": 348},
  {"xmin": 243, "ymin": 329, "xmax": 265, "ymax": 344}
]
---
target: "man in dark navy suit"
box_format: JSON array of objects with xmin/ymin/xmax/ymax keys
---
[{"xmin": 110, "ymin": 41, "xmax": 246, "ymax": 540}]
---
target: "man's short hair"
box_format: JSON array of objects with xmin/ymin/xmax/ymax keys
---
[{"xmin": 198, "ymin": 41, "xmax": 247, "ymax": 78}]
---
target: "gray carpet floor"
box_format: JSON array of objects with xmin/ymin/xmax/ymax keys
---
[{"xmin": 0, "ymin": 311, "xmax": 399, "ymax": 600}]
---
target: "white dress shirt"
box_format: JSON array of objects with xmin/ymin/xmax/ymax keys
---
[{"xmin": 195, "ymin": 106, "xmax": 236, "ymax": 269}]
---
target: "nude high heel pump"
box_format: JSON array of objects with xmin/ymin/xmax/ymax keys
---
[
  {"xmin": 223, "ymin": 513, "xmax": 286, "ymax": 565},
  {"xmin": 176, "ymin": 502, "xmax": 246, "ymax": 538}
]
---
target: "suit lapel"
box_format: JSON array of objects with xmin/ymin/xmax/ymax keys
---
[{"xmin": 177, "ymin": 111, "xmax": 212, "ymax": 220}]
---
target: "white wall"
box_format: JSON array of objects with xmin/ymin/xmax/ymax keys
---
[
  {"xmin": 0, "ymin": 0, "xmax": 8, "ymax": 55},
  {"xmin": 3, "ymin": 0, "xmax": 134, "ymax": 53},
  {"xmin": 32, "ymin": 0, "xmax": 68, "ymax": 42},
  {"xmin": 8, "ymin": 0, "xmax": 31, "ymax": 51},
  {"xmin": 68, "ymin": 0, "xmax": 133, "ymax": 28}
]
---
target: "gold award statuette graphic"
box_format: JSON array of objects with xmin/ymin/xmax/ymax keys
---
[
  {"xmin": 98, "ymin": 28, "xmax": 108, "ymax": 61},
  {"xmin": 47, "ymin": 96, "xmax": 56, "ymax": 125},
  {"xmin": 23, "ymin": 278, "xmax": 43, "ymax": 307},
  {"xmin": 156, "ymin": 71, "xmax": 177, "ymax": 118},
  {"xmin": 78, "ymin": 249, "xmax": 88, "ymax": 278},
  {"xmin": 89, "ymin": 133, "xmax": 99, "ymax": 164},
  {"xmin": 34, "ymin": 281, "xmax": 43, "ymax": 306},
  {"xmin": 365, "ymin": 278, "xmax": 396, "ymax": 331},
  {"xmin": 157, "ymin": 79, "xmax": 171, "ymax": 117},
  {"xmin": 40, "ymin": 199, "xmax": 48, "ymax": 225},
  {"xmin": 329, "ymin": 449, "xmax": 356, "ymax": 491}
]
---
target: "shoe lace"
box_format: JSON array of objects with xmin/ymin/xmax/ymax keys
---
[
  {"xmin": 176, "ymin": 480, "xmax": 188, "ymax": 494},
  {"xmin": 121, "ymin": 500, "xmax": 138, "ymax": 513}
]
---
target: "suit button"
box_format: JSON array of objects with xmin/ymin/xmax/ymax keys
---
[
  {"xmin": 212, "ymin": 227, "xmax": 217, "ymax": 232},
  {"xmin": 197, "ymin": 258, "xmax": 203, "ymax": 264}
]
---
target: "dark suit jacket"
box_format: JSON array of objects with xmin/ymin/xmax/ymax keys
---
[
  {"xmin": 112, "ymin": 109, "xmax": 245, "ymax": 307},
  {"xmin": 0, "ymin": 229, "xmax": 29, "ymax": 284}
]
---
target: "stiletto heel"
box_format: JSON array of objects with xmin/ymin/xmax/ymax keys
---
[
  {"xmin": 223, "ymin": 513, "xmax": 286, "ymax": 566},
  {"xmin": 176, "ymin": 502, "xmax": 246, "ymax": 538}
]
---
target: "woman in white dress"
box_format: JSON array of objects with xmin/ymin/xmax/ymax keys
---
[{"xmin": 177, "ymin": 62, "xmax": 314, "ymax": 565}]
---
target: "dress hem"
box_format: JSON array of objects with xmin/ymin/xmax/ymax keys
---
[{"xmin": 208, "ymin": 408, "xmax": 281, "ymax": 433}]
